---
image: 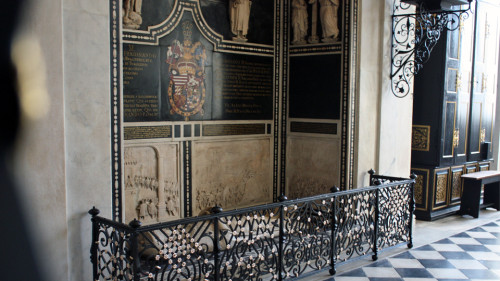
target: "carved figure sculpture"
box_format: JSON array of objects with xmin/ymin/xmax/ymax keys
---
[
  {"xmin": 229, "ymin": 0, "xmax": 252, "ymax": 42},
  {"xmin": 138, "ymin": 200, "xmax": 148, "ymax": 219},
  {"xmin": 319, "ymin": 0, "xmax": 340, "ymax": 42},
  {"xmin": 291, "ymin": 0, "xmax": 308, "ymax": 45},
  {"xmin": 123, "ymin": 0, "xmax": 143, "ymax": 30}
]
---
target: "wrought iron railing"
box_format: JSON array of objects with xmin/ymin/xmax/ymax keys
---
[{"xmin": 90, "ymin": 171, "xmax": 415, "ymax": 280}]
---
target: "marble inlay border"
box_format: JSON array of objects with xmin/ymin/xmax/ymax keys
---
[
  {"xmin": 273, "ymin": 0, "xmax": 282, "ymax": 202},
  {"xmin": 183, "ymin": 141, "xmax": 192, "ymax": 217},
  {"xmin": 343, "ymin": 0, "xmax": 358, "ymax": 189},
  {"xmin": 110, "ymin": 0, "xmax": 122, "ymax": 221},
  {"xmin": 280, "ymin": 0, "xmax": 289, "ymax": 199}
]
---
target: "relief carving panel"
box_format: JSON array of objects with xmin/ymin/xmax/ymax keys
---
[
  {"xmin": 286, "ymin": 137, "xmax": 340, "ymax": 198},
  {"xmin": 124, "ymin": 144, "xmax": 181, "ymax": 224},
  {"xmin": 192, "ymin": 138, "xmax": 272, "ymax": 214},
  {"xmin": 451, "ymin": 169, "xmax": 463, "ymax": 201},
  {"xmin": 435, "ymin": 173, "xmax": 448, "ymax": 205},
  {"xmin": 414, "ymin": 175, "xmax": 424, "ymax": 205}
]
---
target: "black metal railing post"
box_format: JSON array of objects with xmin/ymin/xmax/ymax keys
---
[
  {"xmin": 372, "ymin": 182, "xmax": 381, "ymax": 261},
  {"xmin": 278, "ymin": 195, "xmax": 287, "ymax": 281},
  {"xmin": 89, "ymin": 207, "xmax": 100, "ymax": 280},
  {"xmin": 408, "ymin": 174, "xmax": 417, "ymax": 249},
  {"xmin": 329, "ymin": 186, "xmax": 339, "ymax": 275},
  {"xmin": 211, "ymin": 205, "xmax": 223, "ymax": 281},
  {"xmin": 129, "ymin": 218, "xmax": 142, "ymax": 281},
  {"xmin": 368, "ymin": 169, "xmax": 376, "ymax": 185}
]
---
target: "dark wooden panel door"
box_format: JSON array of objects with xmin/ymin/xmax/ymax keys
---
[
  {"xmin": 468, "ymin": 0, "xmax": 499, "ymax": 161},
  {"xmin": 441, "ymin": 9, "xmax": 474, "ymax": 165}
]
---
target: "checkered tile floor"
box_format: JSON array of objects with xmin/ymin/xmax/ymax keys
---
[{"xmin": 326, "ymin": 220, "xmax": 500, "ymax": 281}]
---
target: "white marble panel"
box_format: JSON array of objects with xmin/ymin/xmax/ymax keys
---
[
  {"xmin": 192, "ymin": 138, "xmax": 273, "ymax": 215},
  {"xmin": 286, "ymin": 136, "xmax": 340, "ymax": 198},
  {"xmin": 124, "ymin": 144, "xmax": 182, "ymax": 224}
]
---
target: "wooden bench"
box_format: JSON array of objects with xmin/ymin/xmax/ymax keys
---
[{"xmin": 459, "ymin": 170, "xmax": 500, "ymax": 218}]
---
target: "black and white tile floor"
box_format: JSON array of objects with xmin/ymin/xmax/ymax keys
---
[{"xmin": 327, "ymin": 220, "xmax": 500, "ymax": 281}]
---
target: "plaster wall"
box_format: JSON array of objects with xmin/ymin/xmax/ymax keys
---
[
  {"xmin": 63, "ymin": 0, "xmax": 112, "ymax": 280},
  {"xmin": 13, "ymin": 0, "xmax": 111, "ymax": 280},
  {"xmin": 377, "ymin": 0, "xmax": 413, "ymax": 179},
  {"xmin": 13, "ymin": 0, "xmax": 67, "ymax": 280},
  {"xmin": 355, "ymin": 0, "xmax": 413, "ymax": 187}
]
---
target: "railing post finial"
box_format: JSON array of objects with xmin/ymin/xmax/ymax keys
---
[
  {"xmin": 88, "ymin": 206, "xmax": 100, "ymax": 217},
  {"xmin": 330, "ymin": 185, "xmax": 340, "ymax": 193},
  {"xmin": 410, "ymin": 173, "xmax": 417, "ymax": 180},
  {"xmin": 278, "ymin": 194, "xmax": 288, "ymax": 202},
  {"xmin": 129, "ymin": 218, "xmax": 142, "ymax": 229},
  {"xmin": 368, "ymin": 169, "xmax": 376, "ymax": 176},
  {"xmin": 211, "ymin": 205, "xmax": 223, "ymax": 214}
]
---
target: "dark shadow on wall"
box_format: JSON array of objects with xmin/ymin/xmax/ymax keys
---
[{"xmin": 0, "ymin": 1, "xmax": 46, "ymax": 280}]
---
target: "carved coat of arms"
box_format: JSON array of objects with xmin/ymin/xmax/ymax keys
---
[{"xmin": 166, "ymin": 22, "xmax": 207, "ymax": 120}]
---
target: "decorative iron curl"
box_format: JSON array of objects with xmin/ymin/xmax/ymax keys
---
[{"xmin": 391, "ymin": 0, "xmax": 473, "ymax": 98}]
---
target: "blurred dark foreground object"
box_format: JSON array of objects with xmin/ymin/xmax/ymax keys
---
[{"xmin": 0, "ymin": 1, "xmax": 46, "ymax": 280}]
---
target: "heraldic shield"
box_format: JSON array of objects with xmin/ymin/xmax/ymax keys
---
[{"xmin": 166, "ymin": 21, "xmax": 207, "ymax": 120}]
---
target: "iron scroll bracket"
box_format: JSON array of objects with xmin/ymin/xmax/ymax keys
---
[{"xmin": 390, "ymin": 0, "xmax": 473, "ymax": 98}]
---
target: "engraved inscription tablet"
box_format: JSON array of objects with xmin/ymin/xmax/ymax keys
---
[{"xmin": 213, "ymin": 53, "xmax": 273, "ymax": 120}]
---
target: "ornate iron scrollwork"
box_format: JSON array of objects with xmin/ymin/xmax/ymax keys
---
[{"xmin": 391, "ymin": 0, "xmax": 473, "ymax": 98}]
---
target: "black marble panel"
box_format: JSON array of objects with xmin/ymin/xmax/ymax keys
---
[
  {"xmin": 200, "ymin": 0, "xmax": 274, "ymax": 45},
  {"xmin": 289, "ymin": 54, "xmax": 341, "ymax": 119},
  {"xmin": 290, "ymin": 121, "xmax": 337, "ymax": 135},
  {"xmin": 124, "ymin": 125, "xmax": 172, "ymax": 140},
  {"xmin": 123, "ymin": 44, "xmax": 161, "ymax": 122},
  {"xmin": 212, "ymin": 53, "xmax": 274, "ymax": 120},
  {"xmin": 135, "ymin": 0, "xmax": 174, "ymax": 31},
  {"xmin": 202, "ymin": 123, "xmax": 266, "ymax": 136},
  {"xmin": 184, "ymin": 124, "xmax": 192, "ymax": 137}
]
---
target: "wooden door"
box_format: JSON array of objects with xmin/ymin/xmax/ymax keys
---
[
  {"xmin": 468, "ymin": 0, "xmax": 499, "ymax": 161},
  {"xmin": 441, "ymin": 6, "xmax": 474, "ymax": 166}
]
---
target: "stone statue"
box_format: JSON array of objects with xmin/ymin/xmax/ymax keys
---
[
  {"xmin": 291, "ymin": 0, "xmax": 308, "ymax": 45},
  {"xmin": 123, "ymin": 0, "xmax": 143, "ymax": 30},
  {"xmin": 318, "ymin": 0, "xmax": 339, "ymax": 42},
  {"xmin": 229, "ymin": 0, "xmax": 252, "ymax": 42}
]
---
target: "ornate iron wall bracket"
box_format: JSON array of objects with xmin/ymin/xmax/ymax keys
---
[{"xmin": 391, "ymin": 0, "xmax": 473, "ymax": 98}]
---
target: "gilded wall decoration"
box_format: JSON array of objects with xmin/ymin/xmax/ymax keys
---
[
  {"xmin": 191, "ymin": 139, "xmax": 272, "ymax": 214},
  {"xmin": 451, "ymin": 170, "xmax": 463, "ymax": 200},
  {"xmin": 414, "ymin": 175, "xmax": 424, "ymax": 205},
  {"xmin": 124, "ymin": 144, "xmax": 181, "ymax": 224},
  {"xmin": 435, "ymin": 173, "xmax": 448, "ymax": 205},
  {"xmin": 412, "ymin": 125, "xmax": 430, "ymax": 151}
]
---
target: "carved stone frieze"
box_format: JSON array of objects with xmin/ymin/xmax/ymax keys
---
[
  {"xmin": 124, "ymin": 144, "xmax": 181, "ymax": 224},
  {"xmin": 192, "ymin": 139, "xmax": 272, "ymax": 214},
  {"xmin": 286, "ymin": 137, "xmax": 340, "ymax": 198}
]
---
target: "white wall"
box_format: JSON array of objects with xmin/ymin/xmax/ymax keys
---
[
  {"xmin": 14, "ymin": 0, "xmax": 111, "ymax": 280},
  {"xmin": 63, "ymin": 0, "xmax": 112, "ymax": 280},
  {"xmin": 14, "ymin": 0, "xmax": 67, "ymax": 280},
  {"xmin": 355, "ymin": 0, "xmax": 413, "ymax": 187}
]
